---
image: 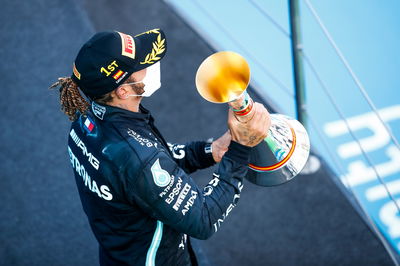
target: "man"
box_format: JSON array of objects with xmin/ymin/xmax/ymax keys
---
[{"xmin": 51, "ymin": 28, "xmax": 270, "ymax": 265}]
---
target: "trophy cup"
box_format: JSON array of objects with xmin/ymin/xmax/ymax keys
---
[{"xmin": 195, "ymin": 51, "xmax": 310, "ymax": 186}]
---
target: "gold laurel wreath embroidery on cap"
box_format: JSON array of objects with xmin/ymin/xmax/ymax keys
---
[{"xmin": 138, "ymin": 29, "xmax": 165, "ymax": 65}]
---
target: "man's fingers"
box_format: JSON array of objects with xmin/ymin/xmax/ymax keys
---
[
  {"xmin": 260, "ymin": 105, "xmax": 270, "ymax": 139},
  {"xmin": 228, "ymin": 101, "xmax": 272, "ymax": 147},
  {"xmin": 251, "ymin": 103, "xmax": 270, "ymax": 140}
]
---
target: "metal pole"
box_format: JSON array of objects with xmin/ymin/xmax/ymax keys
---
[{"xmin": 288, "ymin": 0, "xmax": 307, "ymax": 128}]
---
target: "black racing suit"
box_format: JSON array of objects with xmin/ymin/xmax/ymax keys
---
[{"xmin": 67, "ymin": 102, "xmax": 251, "ymax": 266}]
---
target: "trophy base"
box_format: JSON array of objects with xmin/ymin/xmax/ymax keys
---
[{"xmin": 246, "ymin": 114, "xmax": 310, "ymax": 186}]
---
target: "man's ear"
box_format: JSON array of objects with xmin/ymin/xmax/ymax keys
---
[{"xmin": 114, "ymin": 86, "xmax": 130, "ymax": 99}]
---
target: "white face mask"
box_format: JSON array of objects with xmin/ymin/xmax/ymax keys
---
[{"xmin": 124, "ymin": 62, "xmax": 161, "ymax": 97}]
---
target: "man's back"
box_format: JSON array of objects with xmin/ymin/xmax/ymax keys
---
[{"xmin": 68, "ymin": 104, "xmax": 194, "ymax": 265}]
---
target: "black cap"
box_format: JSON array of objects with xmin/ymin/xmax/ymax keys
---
[{"xmin": 71, "ymin": 29, "xmax": 167, "ymax": 98}]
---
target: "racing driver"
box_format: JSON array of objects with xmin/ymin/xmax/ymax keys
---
[{"xmin": 50, "ymin": 29, "xmax": 270, "ymax": 265}]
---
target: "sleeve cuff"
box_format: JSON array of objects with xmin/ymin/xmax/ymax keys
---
[
  {"xmin": 224, "ymin": 141, "xmax": 252, "ymax": 165},
  {"xmin": 198, "ymin": 141, "xmax": 216, "ymax": 166}
]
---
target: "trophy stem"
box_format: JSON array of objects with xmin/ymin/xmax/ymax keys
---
[{"xmin": 228, "ymin": 91, "xmax": 254, "ymax": 122}]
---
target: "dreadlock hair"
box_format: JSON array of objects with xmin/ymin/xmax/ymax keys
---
[{"xmin": 49, "ymin": 77, "xmax": 90, "ymax": 121}]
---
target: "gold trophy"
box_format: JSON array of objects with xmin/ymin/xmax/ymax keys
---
[{"xmin": 196, "ymin": 51, "xmax": 310, "ymax": 186}]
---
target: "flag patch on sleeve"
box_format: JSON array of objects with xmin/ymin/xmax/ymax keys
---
[{"xmin": 84, "ymin": 117, "xmax": 95, "ymax": 133}]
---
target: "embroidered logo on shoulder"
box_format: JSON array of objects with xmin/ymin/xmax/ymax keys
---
[
  {"xmin": 84, "ymin": 116, "xmax": 95, "ymax": 133},
  {"xmin": 151, "ymin": 159, "xmax": 171, "ymax": 187},
  {"xmin": 92, "ymin": 102, "xmax": 106, "ymax": 120},
  {"xmin": 127, "ymin": 129, "xmax": 155, "ymax": 148}
]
